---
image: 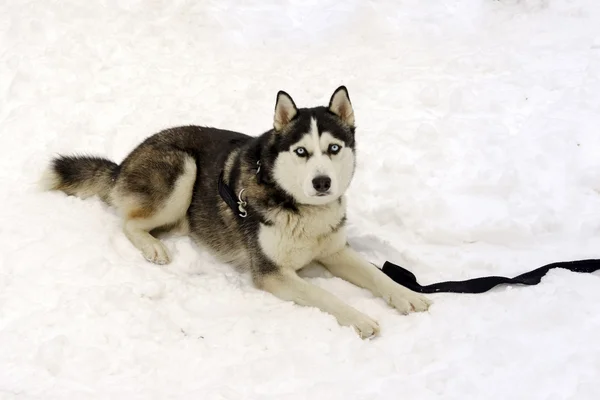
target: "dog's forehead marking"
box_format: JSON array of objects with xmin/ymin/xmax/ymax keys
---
[
  {"xmin": 309, "ymin": 117, "xmax": 322, "ymax": 156},
  {"xmin": 290, "ymin": 116, "xmax": 340, "ymax": 154}
]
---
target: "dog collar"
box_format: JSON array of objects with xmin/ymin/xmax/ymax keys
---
[
  {"xmin": 218, "ymin": 172, "xmax": 248, "ymax": 218},
  {"xmin": 218, "ymin": 161, "xmax": 262, "ymax": 219}
]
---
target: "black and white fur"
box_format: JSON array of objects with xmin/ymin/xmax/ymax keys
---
[{"xmin": 41, "ymin": 86, "xmax": 431, "ymax": 338}]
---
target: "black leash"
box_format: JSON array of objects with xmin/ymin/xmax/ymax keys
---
[{"xmin": 381, "ymin": 259, "xmax": 600, "ymax": 294}]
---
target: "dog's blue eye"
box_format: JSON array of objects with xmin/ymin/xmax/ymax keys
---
[
  {"xmin": 294, "ymin": 147, "xmax": 307, "ymax": 157},
  {"xmin": 328, "ymin": 144, "xmax": 341, "ymax": 154}
]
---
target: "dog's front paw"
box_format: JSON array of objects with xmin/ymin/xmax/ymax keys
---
[
  {"xmin": 385, "ymin": 289, "xmax": 431, "ymax": 314},
  {"xmin": 339, "ymin": 311, "xmax": 380, "ymax": 339}
]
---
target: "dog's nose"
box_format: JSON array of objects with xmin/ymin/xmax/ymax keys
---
[{"xmin": 312, "ymin": 176, "xmax": 331, "ymax": 193}]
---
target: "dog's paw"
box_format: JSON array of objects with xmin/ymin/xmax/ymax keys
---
[
  {"xmin": 340, "ymin": 312, "xmax": 380, "ymax": 339},
  {"xmin": 141, "ymin": 241, "xmax": 171, "ymax": 265},
  {"xmin": 385, "ymin": 290, "xmax": 431, "ymax": 314}
]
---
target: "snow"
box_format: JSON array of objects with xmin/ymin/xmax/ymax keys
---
[{"xmin": 2, "ymin": 0, "xmax": 600, "ymax": 398}]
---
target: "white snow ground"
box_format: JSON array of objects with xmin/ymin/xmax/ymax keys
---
[{"xmin": 2, "ymin": 0, "xmax": 600, "ymax": 398}]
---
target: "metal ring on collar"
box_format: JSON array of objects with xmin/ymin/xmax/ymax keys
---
[{"xmin": 237, "ymin": 188, "xmax": 248, "ymax": 218}]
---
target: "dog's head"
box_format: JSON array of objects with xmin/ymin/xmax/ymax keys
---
[{"xmin": 267, "ymin": 86, "xmax": 356, "ymax": 206}]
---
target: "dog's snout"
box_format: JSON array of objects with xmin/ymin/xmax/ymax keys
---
[{"xmin": 312, "ymin": 176, "xmax": 331, "ymax": 193}]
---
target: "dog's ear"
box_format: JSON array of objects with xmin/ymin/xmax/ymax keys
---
[
  {"xmin": 273, "ymin": 91, "xmax": 298, "ymax": 132},
  {"xmin": 328, "ymin": 86, "xmax": 354, "ymax": 127}
]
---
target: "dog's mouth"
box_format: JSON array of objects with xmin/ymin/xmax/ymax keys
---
[{"xmin": 304, "ymin": 191, "xmax": 337, "ymax": 205}]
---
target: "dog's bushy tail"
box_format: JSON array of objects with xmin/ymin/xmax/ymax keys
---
[{"xmin": 41, "ymin": 155, "xmax": 119, "ymax": 204}]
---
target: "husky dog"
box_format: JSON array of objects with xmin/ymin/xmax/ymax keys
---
[{"xmin": 42, "ymin": 86, "xmax": 431, "ymax": 338}]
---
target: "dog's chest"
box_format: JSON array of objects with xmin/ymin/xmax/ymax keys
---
[{"xmin": 258, "ymin": 202, "xmax": 347, "ymax": 270}]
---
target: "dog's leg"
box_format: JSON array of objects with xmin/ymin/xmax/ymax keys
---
[
  {"xmin": 318, "ymin": 246, "xmax": 432, "ymax": 314},
  {"xmin": 123, "ymin": 218, "xmax": 173, "ymax": 265},
  {"xmin": 255, "ymin": 269, "xmax": 380, "ymax": 339},
  {"xmin": 113, "ymin": 153, "xmax": 196, "ymax": 265}
]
